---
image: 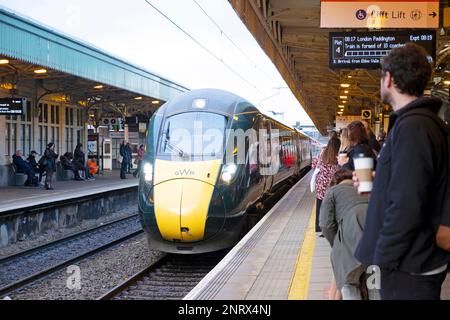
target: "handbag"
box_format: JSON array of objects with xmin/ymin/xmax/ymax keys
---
[{"xmin": 310, "ymin": 167, "xmax": 320, "ymax": 193}]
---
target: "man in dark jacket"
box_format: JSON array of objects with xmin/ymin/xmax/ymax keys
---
[
  {"xmin": 12, "ymin": 150, "xmax": 35, "ymax": 187},
  {"xmin": 355, "ymin": 43, "xmax": 449, "ymax": 300}
]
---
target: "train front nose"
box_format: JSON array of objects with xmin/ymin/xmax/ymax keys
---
[{"xmin": 153, "ymin": 160, "xmax": 224, "ymax": 243}]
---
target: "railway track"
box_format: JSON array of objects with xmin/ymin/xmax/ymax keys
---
[
  {"xmin": 98, "ymin": 173, "xmax": 308, "ymax": 301},
  {"xmin": 0, "ymin": 214, "xmax": 143, "ymax": 298},
  {"xmin": 99, "ymin": 251, "xmax": 227, "ymax": 300}
]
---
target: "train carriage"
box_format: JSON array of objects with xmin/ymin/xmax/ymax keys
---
[{"xmin": 138, "ymin": 89, "xmax": 312, "ymax": 254}]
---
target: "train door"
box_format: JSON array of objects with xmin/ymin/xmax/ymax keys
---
[{"xmin": 262, "ymin": 119, "xmax": 273, "ymax": 194}]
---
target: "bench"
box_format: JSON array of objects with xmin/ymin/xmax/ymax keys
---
[
  {"xmin": 56, "ymin": 162, "xmax": 75, "ymax": 181},
  {"xmin": 11, "ymin": 163, "xmax": 28, "ymax": 186}
]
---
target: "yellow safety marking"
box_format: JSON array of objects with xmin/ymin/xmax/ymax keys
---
[{"xmin": 288, "ymin": 203, "xmax": 317, "ymax": 300}]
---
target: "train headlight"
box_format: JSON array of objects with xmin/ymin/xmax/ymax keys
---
[
  {"xmin": 143, "ymin": 163, "xmax": 153, "ymax": 182},
  {"xmin": 221, "ymin": 163, "xmax": 237, "ymax": 183}
]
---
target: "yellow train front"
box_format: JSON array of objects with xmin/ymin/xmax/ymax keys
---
[{"xmin": 138, "ymin": 89, "xmax": 312, "ymax": 254}]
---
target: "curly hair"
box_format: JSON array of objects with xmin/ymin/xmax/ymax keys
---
[{"xmin": 381, "ymin": 43, "xmax": 432, "ymax": 97}]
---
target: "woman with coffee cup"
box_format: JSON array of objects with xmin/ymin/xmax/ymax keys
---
[
  {"xmin": 312, "ymin": 135, "xmax": 341, "ymax": 233},
  {"xmin": 341, "ymin": 121, "xmax": 376, "ymax": 172}
]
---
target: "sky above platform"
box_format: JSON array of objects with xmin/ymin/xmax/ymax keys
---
[{"xmin": 0, "ymin": 0, "xmax": 314, "ymax": 126}]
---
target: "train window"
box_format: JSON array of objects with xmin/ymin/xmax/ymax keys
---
[{"xmin": 159, "ymin": 112, "xmax": 226, "ymax": 160}]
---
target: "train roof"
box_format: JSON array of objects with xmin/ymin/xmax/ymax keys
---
[
  {"xmin": 161, "ymin": 88, "xmax": 307, "ymax": 136},
  {"xmin": 162, "ymin": 88, "xmax": 248, "ymax": 116}
]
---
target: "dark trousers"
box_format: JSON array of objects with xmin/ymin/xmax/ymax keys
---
[
  {"xmin": 120, "ymin": 161, "xmax": 128, "ymax": 179},
  {"xmin": 316, "ymin": 198, "xmax": 322, "ymax": 232},
  {"xmin": 380, "ymin": 269, "xmax": 447, "ymax": 300},
  {"xmin": 24, "ymin": 169, "xmax": 35, "ymax": 186}
]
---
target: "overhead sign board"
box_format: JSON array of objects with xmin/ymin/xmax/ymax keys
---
[
  {"xmin": 321, "ymin": 0, "xmax": 439, "ymax": 29},
  {"xmin": 0, "ymin": 98, "xmax": 25, "ymax": 115},
  {"xmin": 329, "ymin": 30, "xmax": 436, "ymax": 69}
]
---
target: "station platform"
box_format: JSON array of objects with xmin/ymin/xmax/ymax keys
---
[
  {"xmin": 185, "ymin": 172, "xmax": 450, "ymax": 300},
  {"xmin": 0, "ymin": 171, "xmax": 138, "ymax": 214}
]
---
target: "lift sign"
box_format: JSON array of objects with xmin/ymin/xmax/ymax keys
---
[
  {"xmin": 0, "ymin": 98, "xmax": 25, "ymax": 115},
  {"xmin": 329, "ymin": 30, "xmax": 436, "ymax": 69}
]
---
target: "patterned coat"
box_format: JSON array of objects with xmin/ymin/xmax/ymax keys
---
[{"xmin": 312, "ymin": 152, "xmax": 339, "ymax": 200}]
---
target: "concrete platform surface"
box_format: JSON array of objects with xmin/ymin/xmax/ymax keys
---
[
  {"xmin": 184, "ymin": 171, "xmax": 450, "ymax": 300},
  {"xmin": 0, "ymin": 171, "xmax": 139, "ymax": 214}
]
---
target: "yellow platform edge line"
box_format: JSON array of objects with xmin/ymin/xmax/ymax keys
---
[{"xmin": 288, "ymin": 203, "xmax": 317, "ymax": 300}]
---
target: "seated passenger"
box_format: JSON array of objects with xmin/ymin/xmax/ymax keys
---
[
  {"xmin": 27, "ymin": 150, "xmax": 45, "ymax": 183},
  {"xmin": 319, "ymin": 169, "xmax": 379, "ymax": 300},
  {"xmin": 12, "ymin": 150, "xmax": 37, "ymax": 187},
  {"xmin": 86, "ymin": 159, "xmax": 98, "ymax": 180},
  {"xmin": 60, "ymin": 152, "xmax": 83, "ymax": 181}
]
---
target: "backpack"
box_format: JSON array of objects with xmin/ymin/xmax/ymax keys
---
[
  {"xmin": 397, "ymin": 108, "xmax": 450, "ymax": 251},
  {"xmin": 38, "ymin": 155, "xmax": 47, "ymax": 167}
]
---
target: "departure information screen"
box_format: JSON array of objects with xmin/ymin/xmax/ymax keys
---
[
  {"xmin": 0, "ymin": 98, "xmax": 25, "ymax": 115},
  {"xmin": 329, "ymin": 30, "xmax": 436, "ymax": 69}
]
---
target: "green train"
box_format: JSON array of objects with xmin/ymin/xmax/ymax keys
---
[{"xmin": 138, "ymin": 89, "xmax": 312, "ymax": 254}]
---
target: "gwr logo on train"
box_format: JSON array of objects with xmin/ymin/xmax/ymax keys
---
[{"xmin": 175, "ymin": 169, "xmax": 195, "ymax": 177}]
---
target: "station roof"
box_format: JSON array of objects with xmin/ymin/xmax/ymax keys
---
[
  {"xmin": 0, "ymin": 6, "xmax": 189, "ymax": 105},
  {"xmin": 229, "ymin": 0, "xmax": 450, "ymax": 135}
]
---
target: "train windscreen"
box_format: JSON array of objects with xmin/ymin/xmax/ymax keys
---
[{"xmin": 158, "ymin": 112, "xmax": 227, "ymax": 160}]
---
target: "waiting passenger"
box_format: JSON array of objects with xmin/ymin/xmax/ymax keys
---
[
  {"xmin": 12, "ymin": 150, "xmax": 37, "ymax": 187},
  {"xmin": 73, "ymin": 144, "xmax": 86, "ymax": 178},
  {"xmin": 86, "ymin": 159, "xmax": 98, "ymax": 180},
  {"xmin": 362, "ymin": 120, "xmax": 381, "ymax": 154},
  {"xmin": 60, "ymin": 152, "xmax": 83, "ymax": 181},
  {"xmin": 42, "ymin": 143, "xmax": 58, "ymax": 190},
  {"xmin": 355, "ymin": 43, "xmax": 450, "ymax": 300},
  {"xmin": 27, "ymin": 150, "xmax": 44, "ymax": 183},
  {"xmin": 339, "ymin": 128, "xmax": 350, "ymax": 153},
  {"xmin": 319, "ymin": 169, "xmax": 373, "ymax": 300},
  {"xmin": 340, "ymin": 121, "xmax": 376, "ymax": 171},
  {"xmin": 311, "ymin": 135, "xmax": 340, "ymax": 233},
  {"xmin": 133, "ymin": 145, "xmax": 144, "ymax": 178}
]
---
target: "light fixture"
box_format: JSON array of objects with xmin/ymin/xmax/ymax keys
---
[
  {"xmin": 192, "ymin": 99, "xmax": 206, "ymax": 109},
  {"xmin": 34, "ymin": 68, "xmax": 47, "ymax": 74},
  {"xmin": 338, "ymin": 111, "xmax": 344, "ymax": 115},
  {"xmin": 342, "ymin": 100, "xmax": 347, "ymax": 104},
  {"xmin": 338, "ymin": 105, "xmax": 345, "ymax": 109},
  {"xmin": 340, "ymin": 96, "xmax": 348, "ymax": 99},
  {"xmin": 152, "ymin": 100, "xmax": 160, "ymax": 105},
  {"xmin": 340, "ymin": 84, "xmax": 351, "ymax": 88},
  {"xmin": 94, "ymin": 85, "xmax": 104, "ymax": 89},
  {"xmin": 444, "ymin": 80, "xmax": 450, "ymax": 86},
  {"xmin": 134, "ymin": 97, "xmax": 143, "ymax": 100},
  {"xmin": 348, "ymin": 75, "xmax": 352, "ymax": 79},
  {"xmin": 344, "ymin": 90, "xmax": 349, "ymax": 94},
  {"xmin": 0, "ymin": 59, "xmax": 9, "ymax": 65}
]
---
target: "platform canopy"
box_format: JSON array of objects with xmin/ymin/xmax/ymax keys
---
[
  {"xmin": 0, "ymin": 6, "xmax": 189, "ymax": 112},
  {"xmin": 229, "ymin": 0, "xmax": 450, "ymax": 135}
]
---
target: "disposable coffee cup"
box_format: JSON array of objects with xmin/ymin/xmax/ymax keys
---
[{"xmin": 354, "ymin": 154, "xmax": 374, "ymax": 193}]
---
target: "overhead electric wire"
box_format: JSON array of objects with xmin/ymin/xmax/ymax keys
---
[
  {"xmin": 143, "ymin": 0, "xmax": 264, "ymax": 95},
  {"xmin": 191, "ymin": 0, "xmax": 274, "ymax": 82}
]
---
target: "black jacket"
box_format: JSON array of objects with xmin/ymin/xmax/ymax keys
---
[
  {"xmin": 343, "ymin": 143, "xmax": 376, "ymax": 171},
  {"xmin": 355, "ymin": 97, "xmax": 449, "ymax": 273},
  {"xmin": 12, "ymin": 155, "xmax": 32, "ymax": 173}
]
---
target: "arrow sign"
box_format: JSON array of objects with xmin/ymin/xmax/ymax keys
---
[{"xmin": 429, "ymin": 12, "xmax": 437, "ymax": 18}]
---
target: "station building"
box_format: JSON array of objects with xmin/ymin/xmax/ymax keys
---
[{"xmin": 0, "ymin": 7, "xmax": 188, "ymax": 187}]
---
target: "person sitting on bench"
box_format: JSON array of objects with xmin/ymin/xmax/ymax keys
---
[
  {"xmin": 12, "ymin": 150, "xmax": 37, "ymax": 187},
  {"xmin": 60, "ymin": 152, "xmax": 83, "ymax": 181},
  {"xmin": 27, "ymin": 150, "xmax": 45, "ymax": 183}
]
